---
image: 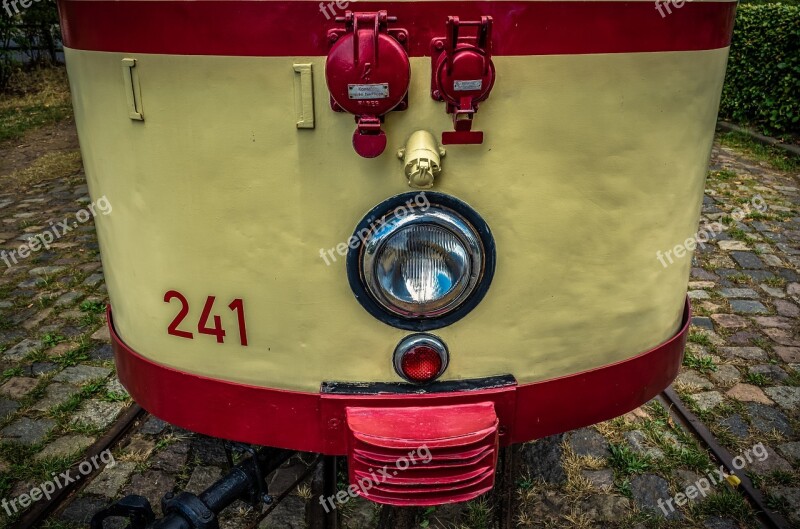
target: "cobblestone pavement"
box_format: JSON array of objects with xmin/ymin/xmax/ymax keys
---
[{"xmin": 0, "ymin": 123, "xmax": 798, "ymax": 529}]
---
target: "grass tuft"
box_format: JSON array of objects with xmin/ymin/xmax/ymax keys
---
[
  {"xmin": 683, "ymin": 350, "xmax": 718, "ymax": 373},
  {"xmin": 608, "ymin": 443, "xmax": 651, "ymax": 475},
  {"xmin": 717, "ymin": 131, "xmax": 800, "ymax": 173},
  {"xmin": 0, "ymin": 67, "xmax": 72, "ymax": 143},
  {"xmin": 3, "ymin": 150, "xmax": 82, "ymax": 188}
]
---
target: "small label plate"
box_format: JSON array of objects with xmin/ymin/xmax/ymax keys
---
[
  {"xmin": 348, "ymin": 84, "xmax": 389, "ymax": 100},
  {"xmin": 454, "ymin": 79, "xmax": 483, "ymax": 91}
]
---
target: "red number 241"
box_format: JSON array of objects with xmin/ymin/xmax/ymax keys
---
[{"xmin": 164, "ymin": 290, "xmax": 248, "ymax": 346}]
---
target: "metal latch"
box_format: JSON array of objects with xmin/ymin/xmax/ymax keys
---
[
  {"xmin": 121, "ymin": 58, "xmax": 144, "ymax": 121},
  {"xmin": 431, "ymin": 17, "xmax": 495, "ymax": 145}
]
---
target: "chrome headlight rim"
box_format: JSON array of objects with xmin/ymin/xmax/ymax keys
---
[
  {"xmin": 363, "ymin": 205, "xmax": 483, "ymax": 318},
  {"xmin": 347, "ymin": 192, "xmax": 496, "ymax": 331}
]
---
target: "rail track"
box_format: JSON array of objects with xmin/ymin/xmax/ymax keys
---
[{"xmin": 9, "ymin": 389, "xmax": 792, "ymax": 529}]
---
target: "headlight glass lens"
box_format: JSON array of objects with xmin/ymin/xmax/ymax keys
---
[
  {"xmin": 362, "ymin": 206, "xmax": 483, "ymax": 319},
  {"xmin": 376, "ymin": 224, "xmax": 471, "ymax": 313}
]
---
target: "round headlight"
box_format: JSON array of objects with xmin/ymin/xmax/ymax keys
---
[
  {"xmin": 364, "ymin": 207, "xmax": 483, "ymax": 318},
  {"xmin": 349, "ymin": 193, "xmax": 495, "ymax": 330}
]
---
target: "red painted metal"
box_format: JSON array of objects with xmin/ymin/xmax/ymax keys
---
[
  {"xmin": 326, "ymin": 11, "xmax": 410, "ymax": 158},
  {"xmin": 345, "ymin": 403, "xmax": 498, "ymax": 505},
  {"xmin": 109, "ymin": 298, "xmax": 689, "ymax": 455},
  {"xmin": 58, "ymin": 1, "xmax": 736, "ymax": 57},
  {"xmin": 351, "ymin": 126, "xmax": 388, "ymax": 159},
  {"xmin": 431, "ymin": 17, "xmax": 495, "ymax": 145},
  {"xmin": 327, "ymin": 11, "xmax": 409, "ymax": 118}
]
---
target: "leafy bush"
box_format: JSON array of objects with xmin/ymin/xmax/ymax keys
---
[
  {"xmin": 0, "ymin": 15, "xmax": 21, "ymax": 91},
  {"xmin": 15, "ymin": 3, "xmax": 61, "ymax": 65},
  {"xmin": 720, "ymin": 4, "xmax": 800, "ymax": 136},
  {"xmin": 0, "ymin": 4, "xmax": 61, "ymax": 92}
]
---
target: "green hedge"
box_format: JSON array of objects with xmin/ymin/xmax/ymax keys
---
[
  {"xmin": 0, "ymin": 5, "xmax": 60, "ymax": 91},
  {"xmin": 720, "ymin": 4, "xmax": 800, "ymax": 137}
]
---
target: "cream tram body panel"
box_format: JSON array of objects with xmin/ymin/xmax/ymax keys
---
[{"xmin": 66, "ymin": 46, "xmax": 728, "ymax": 392}]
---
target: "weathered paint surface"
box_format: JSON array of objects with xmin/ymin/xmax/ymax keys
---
[{"xmin": 64, "ymin": 5, "xmax": 730, "ymax": 391}]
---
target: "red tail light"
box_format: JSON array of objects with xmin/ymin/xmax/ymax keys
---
[
  {"xmin": 394, "ymin": 335, "xmax": 449, "ymax": 383},
  {"xmin": 401, "ymin": 346, "xmax": 443, "ymax": 382}
]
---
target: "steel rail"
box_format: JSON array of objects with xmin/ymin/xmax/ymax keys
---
[
  {"xmin": 659, "ymin": 388, "xmax": 790, "ymax": 529},
  {"xmin": 10, "ymin": 404, "xmax": 146, "ymax": 529}
]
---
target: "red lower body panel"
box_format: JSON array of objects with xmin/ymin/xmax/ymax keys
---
[{"xmin": 109, "ymin": 299, "xmax": 690, "ymax": 455}]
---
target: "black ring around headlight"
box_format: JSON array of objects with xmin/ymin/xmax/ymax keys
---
[{"xmin": 346, "ymin": 192, "xmax": 496, "ymax": 331}]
